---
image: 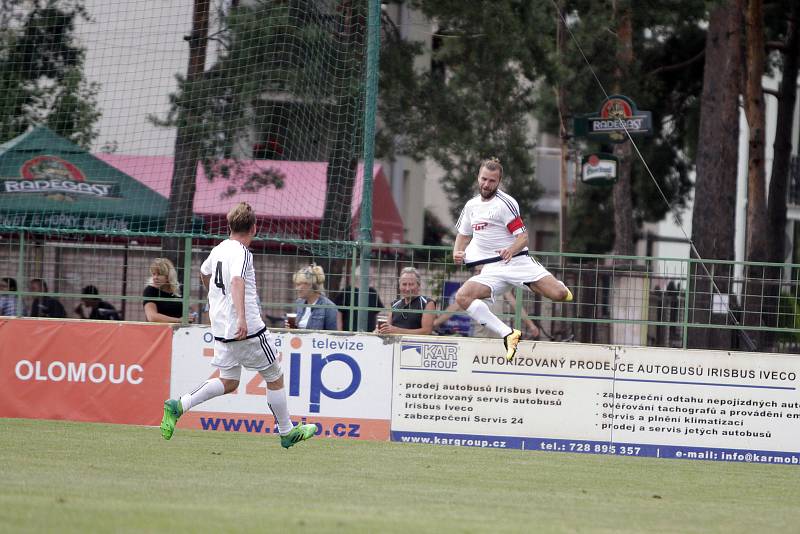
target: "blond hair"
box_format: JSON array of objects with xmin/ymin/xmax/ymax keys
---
[
  {"xmin": 293, "ymin": 263, "xmax": 326, "ymax": 292},
  {"xmin": 227, "ymin": 202, "xmax": 256, "ymax": 233},
  {"xmin": 150, "ymin": 257, "xmax": 180, "ymax": 296},
  {"xmin": 479, "ymin": 156, "xmax": 503, "ymax": 179}
]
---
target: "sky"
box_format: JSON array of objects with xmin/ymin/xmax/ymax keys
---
[{"xmin": 75, "ymin": 0, "xmax": 198, "ymax": 155}]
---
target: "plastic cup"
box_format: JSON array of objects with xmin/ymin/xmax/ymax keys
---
[{"xmin": 286, "ymin": 313, "xmax": 297, "ymax": 328}]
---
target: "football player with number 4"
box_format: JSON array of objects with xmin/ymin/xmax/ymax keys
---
[
  {"xmin": 452, "ymin": 157, "xmax": 573, "ymax": 361},
  {"xmin": 159, "ymin": 202, "xmax": 316, "ymax": 448}
]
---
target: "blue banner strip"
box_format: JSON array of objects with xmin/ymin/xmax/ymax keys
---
[{"xmin": 390, "ymin": 431, "xmax": 800, "ymax": 465}]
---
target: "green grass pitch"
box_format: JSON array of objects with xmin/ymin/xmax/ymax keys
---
[{"xmin": 2, "ymin": 418, "xmax": 800, "ymax": 533}]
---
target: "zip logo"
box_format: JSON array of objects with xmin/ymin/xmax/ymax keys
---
[{"xmin": 288, "ymin": 352, "xmax": 361, "ymax": 413}]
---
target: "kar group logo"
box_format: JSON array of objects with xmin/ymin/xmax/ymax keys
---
[{"xmin": 400, "ymin": 341, "xmax": 459, "ymax": 371}]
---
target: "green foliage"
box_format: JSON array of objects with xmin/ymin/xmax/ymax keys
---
[
  {"xmin": 378, "ymin": 0, "xmax": 551, "ymax": 225},
  {"xmin": 379, "ymin": 1, "xmax": 708, "ymax": 252},
  {"xmin": 422, "ymin": 208, "xmax": 452, "ymax": 254},
  {"xmin": 541, "ymin": 1, "xmax": 706, "ymax": 252},
  {"xmin": 567, "ymin": 184, "xmax": 615, "ymax": 253},
  {"xmin": 152, "ymin": 1, "xmax": 374, "ymax": 204},
  {"xmin": 0, "ymin": 0, "xmax": 99, "ymax": 147}
]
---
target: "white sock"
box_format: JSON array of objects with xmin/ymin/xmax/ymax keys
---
[
  {"xmin": 467, "ymin": 299, "xmax": 513, "ymax": 338},
  {"xmin": 180, "ymin": 378, "xmax": 225, "ymax": 412},
  {"xmin": 267, "ymin": 386, "xmax": 294, "ymax": 435}
]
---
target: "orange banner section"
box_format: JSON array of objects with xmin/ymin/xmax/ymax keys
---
[
  {"xmin": 179, "ymin": 412, "xmax": 390, "ymax": 441},
  {"xmin": 0, "ymin": 319, "xmax": 172, "ymax": 425}
]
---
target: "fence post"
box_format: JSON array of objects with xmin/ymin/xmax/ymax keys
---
[
  {"xmin": 181, "ymin": 236, "xmax": 192, "ymax": 324},
  {"xmin": 355, "ymin": 0, "xmax": 381, "ymax": 332},
  {"xmin": 682, "ymin": 258, "xmax": 691, "ymax": 349},
  {"xmin": 513, "ymin": 286, "xmax": 523, "ymax": 331},
  {"xmin": 16, "ymin": 231, "xmax": 25, "ymax": 317}
]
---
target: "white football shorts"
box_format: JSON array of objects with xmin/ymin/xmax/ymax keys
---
[
  {"xmin": 469, "ymin": 254, "xmax": 552, "ymax": 301},
  {"xmin": 212, "ymin": 330, "xmax": 282, "ymax": 382}
]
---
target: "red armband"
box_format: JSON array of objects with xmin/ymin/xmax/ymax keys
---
[{"xmin": 506, "ymin": 217, "xmax": 525, "ymax": 233}]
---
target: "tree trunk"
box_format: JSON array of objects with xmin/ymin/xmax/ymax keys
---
[
  {"xmin": 744, "ymin": 0, "xmax": 768, "ymax": 263},
  {"xmin": 687, "ymin": 1, "xmax": 742, "ymax": 349},
  {"xmin": 162, "ymin": 0, "xmax": 210, "ymax": 268},
  {"xmin": 612, "ymin": 0, "xmax": 634, "ymax": 256},
  {"xmin": 762, "ymin": 3, "xmax": 800, "ymax": 349},
  {"xmin": 612, "ymin": 142, "xmax": 634, "ymax": 255},
  {"xmin": 742, "ymin": 0, "xmax": 769, "ymax": 347},
  {"xmin": 767, "ymin": 4, "xmax": 799, "ymax": 265}
]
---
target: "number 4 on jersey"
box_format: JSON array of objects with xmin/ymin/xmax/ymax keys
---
[{"xmin": 214, "ymin": 261, "xmax": 226, "ymax": 295}]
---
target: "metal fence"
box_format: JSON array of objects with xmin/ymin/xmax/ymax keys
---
[{"xmin": 2, "ymin": 230, "xmax": 799, "ymax": 353}]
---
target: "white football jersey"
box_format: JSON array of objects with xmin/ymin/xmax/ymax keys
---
[
  {"xmin": 200, "ymin": 239, "xmax": 265, "ymax": 341},
  {"xmin": 455, "ymin": 190, "xmax": 527, "ymax": 264}
]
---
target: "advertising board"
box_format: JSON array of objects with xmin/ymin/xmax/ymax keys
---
[
  {"xmin": 390, "ymin": 337, "xmax": 800, "ymax": 464},
  {"xmin": 171, "ymin": 327, "xmax": 393, "ymax": 440},
  {"xmin": 0, "ymin": 319, "xmax": 172, "ymax": 425}
]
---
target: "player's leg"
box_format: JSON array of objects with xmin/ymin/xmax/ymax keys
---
[
  {"xmin": 530, "ymin": 275, "xmax": 572, "ymax": 302},
  {"xmin": 161, "ymin": 342, "xmax": 240, "ymax": 440},
  {"xmin": 251, "ymin": 332, "xmax": 316, "ymax": 448},
  {"xmin": 160, "ymin": 371, "xmax": 239, "ymax": 440},
  {"xmin": 456, "ymin": 277, "xmax": 521, "ymax": 360},
  {"xmin": 262, "ymin": 373, "xmax": 316, "ymax": 448},
  {"xmin": 456, "ymin": 280, "xmax": 513, "ymax": 338}
]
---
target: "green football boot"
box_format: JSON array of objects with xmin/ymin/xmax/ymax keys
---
[
  {"xmin": 280, "ymin": 423, "xmax": 317, "ymax": 449},
  {"xmin": 160, "ymin": 399, "xmax": 183, "ymax": 440}
]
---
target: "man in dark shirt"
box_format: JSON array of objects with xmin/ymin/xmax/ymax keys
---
[
  {"xmin": 334, "ymin": 286, "xmax": 383, "ymax": 331},
  {"xmin": 75, "ymin": 285, "xmax": 121, "ymax": 320},
  {"xmin": 28, "ymin": 278, "xmax": 66, "ymax": 318}
]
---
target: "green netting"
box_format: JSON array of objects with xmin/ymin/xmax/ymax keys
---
[{"xmin": 0, "ymin": 0, "xmax": 377, "ymax": 254}]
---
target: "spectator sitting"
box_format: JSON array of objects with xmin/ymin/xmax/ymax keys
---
[
  {"xmin": 287, "ymin": 263, "xmax": 337, "ymax": 330},
  {"xmin": 376, "ymin": 267, "xmax": 437, "ymax": 335},
  {"xmin": 28, "ymin": 278, "xmax": 66, "ymax": 318},
  {"xmin": 0, "ymin": 277, "xmax": 19, "ymax": 316},
  {"xmin": 75, "ymin": 285, "xmax": 121, "ymax": 320},
  {"xmin": 143, "ymin": 257, "xmax": 188, "ymax": 323},
  {"xmin": 334, "ymin": 284, "xmax": 384, "ymax": 331}
]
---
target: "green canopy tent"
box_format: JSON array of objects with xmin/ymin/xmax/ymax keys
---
[
  {"xmin": 0, "ymin": 127, "xmax": 205, "ymax": 320},
  {"xmin": 0, "ymin": 127, "xmax": 195, "ymax": 234}
]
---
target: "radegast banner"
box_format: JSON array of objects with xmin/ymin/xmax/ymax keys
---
[
  {"xmin": 390, "ymin": 337, "xmax": 800, "ymax": 465},
  {"xmin": 171, "ymin": 328, "xmax": 393, "ymax": 440}
]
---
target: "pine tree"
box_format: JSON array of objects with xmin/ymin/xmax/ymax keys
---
[{"xmin": 0, "ymin": 0, "xmax": 100, "ymax": 147}]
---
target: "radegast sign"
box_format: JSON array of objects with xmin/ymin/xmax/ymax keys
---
[
  {"xmin": 2, "ymin": 155, "xmax": 120, "ymax": 198},
  {"xmin": 573, "ymin": 95, "xmax": 653, "ymax": 143}
]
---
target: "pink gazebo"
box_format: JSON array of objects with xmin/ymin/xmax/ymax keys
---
[{"xmin": 96, "ymin": 154, "xmax": 405, "ymax": 243}]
